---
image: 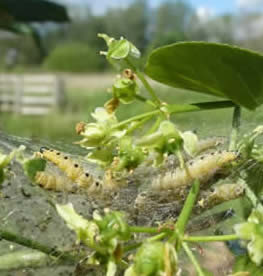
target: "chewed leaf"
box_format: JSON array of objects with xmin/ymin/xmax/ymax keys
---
[
  {"xmin": 23, "ymin": 158, "xmax": 46, "ymax": 181},
  {"xmin": 146, "ymin": 42, "xmax": 263, "ymax": 110},
  {"xmin": 56, "ymin": 203, "xmax": 98, "ymax": 245},
  {"xmin": 0, "ymin": 145, "xmax": 26, "ymax": 169}
]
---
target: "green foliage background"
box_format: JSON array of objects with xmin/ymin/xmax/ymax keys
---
[{"xmin": 43, "ymin": 42, "xmax": 105, "ymax": 72}]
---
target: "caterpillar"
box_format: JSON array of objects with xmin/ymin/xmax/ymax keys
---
[
  {"xmin": 39, "ymin": 147, "xmax": 95, "ymax": 189},
  {"xmin": 197, "ymin": 183, "xmax": 244, "ymax": 210},
  {"xmin": 152, "ymin": 150, "xmax": 238, "ymax": 191},
  {"xmin": 196, "ymin": 136, "xmax": 226, "ymax": 155},
  {"xmin": 35, "ymin": 170, "xmax": 102, "ymax": 194},
  {"xmin": 35, "ymin": 171, "xmax": 76, "ymax": 192}
]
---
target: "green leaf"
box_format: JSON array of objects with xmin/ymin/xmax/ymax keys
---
[
  {"xmin": 0, "ymin": 0, "xmax": 70, "ymax": 22},
  {"xmin": 145, "ymin": 42, "xmax": 263, "ymax": 110},
  {"xmin": 56, "ymin": 203, "xmax": 98, "ymax": 246},
  {"xmin": 235, "ymin": 208, "xmax": 263, "ymax": 265},
  {"xmin": 23, "ymin": 158, "xmax": 46, "ymax": 181},
  {"xmin": 233, "ymin": 255, "xmax": 263, "ymax": 275}
]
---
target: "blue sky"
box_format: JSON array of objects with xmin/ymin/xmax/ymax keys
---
[
  {"xmin": 189, "ymin": 0, "xmax": 235, "ymax": 14},
  {"xmin": 56, "ymin": 0, "xmax": 263, "ymax": 16}
]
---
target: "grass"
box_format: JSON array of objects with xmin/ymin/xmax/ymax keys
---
[{"xmin": 0, "ymin": 76, "xmax": 261, "ymax": 144}]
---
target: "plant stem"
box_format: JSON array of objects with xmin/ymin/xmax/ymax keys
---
[
  {"xmin": 126, "ymin": 116, "xmax": 152, "ymax": 135},
  {"xmin": 113, "ymin": 101, "xmax": 235, "ymax": 130},
  {"xmin": 147, "ymin": 232, "xmax": 167, "ymax": 242},
  {"xmin": 182, "ymin": 242, "xmax": 205, "ymax": 276},
  {"xmin": 172, "ymin": 180, "xmax": 200, "ymax": 242},
  {"xmin": 123, "ymin": 242, "xmax": 142, "ymax": 253},
  {"xmin": 0, "ymin": 250, "xmax": 50, "ymax": 270},
  {"xmin": 0, "ymin": 228, "xmax": 77, "ymax": 264},
  {"xmin": 229, "ymin": 105, "xmax": 241, "ymax": 151},
  {"xmin": 134, "ymin": 94, "xmax": 156, "ymax": 107},
  {"xmin": 113, "ymin": 110, "xmax": 160, "ymax": 130},
  {"xmin": 125, "ymin": 58, "xmax": 161, "ymax": 106},
  {"xmin": 166, "ymin": 101, "xmax": 235, "ymax": 114},
  {"xmin": 183, "ymin": 234, "xmax": 239, "ymax": 243},
  {"xmin": 129, "ymin": 225, "xmax": 159, "ymax": 234},
  {"xmin": 146, "ymin": 116, "xmax": 162, "ymax": 134}
]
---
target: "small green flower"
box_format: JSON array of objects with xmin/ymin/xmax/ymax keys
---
[
  {"xmin": 98, "ymin": 33, "xmax": 140, "ymax": 69},
  {"xmin": 235, "ymin": 208, "xmax": 263, "ymax": 265},
  {"xmin": 114, "ymin": 137, "xmax": 145, "ymax": 171},
  {"xmin": 112, "ymin": 77, "xmax": 139, "ymax": 104},
  {"xmin": 77, "ymin": 107, "xmax": 126, "ymax": 149},
  {"xmin": 136, "ymin": 120, "xmax": 183, "ymax": 164},
  {"xmin": 125, "ymin": 241, "xmax": 177, "ymax": 276}
]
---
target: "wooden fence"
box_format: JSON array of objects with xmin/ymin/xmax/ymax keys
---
[{"xmin": 0, "ymin": 74, "xmax": 65, "ymax": 115}]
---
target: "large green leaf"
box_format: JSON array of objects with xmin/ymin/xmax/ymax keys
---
[
  {"xmin": 145, "ymin": 42, "xmax": 263, "ymax": 110},
  {"xmin": 0, "ymin": 0, "xmax": 69, "ymax": 22}
]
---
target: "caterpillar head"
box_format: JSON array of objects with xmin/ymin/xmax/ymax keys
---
[{"xmin": 40, "ymin": 146, "xmax": 49, "ymax": 153}]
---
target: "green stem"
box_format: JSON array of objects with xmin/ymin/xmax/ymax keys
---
[
  {"xmin": 126, "ymin": 116, "xmax": 152, "ymax": 135},
  {"xmin": 129, "ymin": 225, "xmax": 159, "ymax": 234},
  {"xmin": 182, "ymin": 242, "xmax": 205, "ymax": 276},
  {"xmin": 229, "ymin": 105, "xmax": 241, "ymax": 151},
  {"xmin": 0, "ymin": 250, "xmax": 50, "ymax": 271},
  {"xmin": 0, "ymin": 229, "xmax": 77, "ymax": 264},
  {"xmin": 113, "ymin": 110, "xmax": 160, "ymax": 130},
  {"xmin": 123, "ymin": 242, "xmax": 142, "ymax": 253},
  {"xmin": 147, "ymin": 232, "xmax": 167, "ymax": 243},
  {"xmin": 166, "ymin": 101, "xmax": 235, "ymax": 114},
  {"xmin": 134, "ymin": 94, "xmax": 156, "ymax": 108},
  {"xmin": 113, "ymin": 101, "xmax": 235, "ymax": 130},
  {"xmin": 146, "ymin": 116, "xmax": 162, "ymax": 135},
  {"xmin": 183, "ymin": 234, "xmax": 239, "ymax": 243},
  {"xmin": 125, "ymin": 58, "xmax": 161, "ymax": 105},
  {"xmin": 175, "ymin": 180, "xmax": 200, "ymax": 237}
]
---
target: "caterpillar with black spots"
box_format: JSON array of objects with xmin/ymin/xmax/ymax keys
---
[
  {"xmin": 152, "ymin": 150, "xmax": 238, "ymax": 191},
  {"xmin": 35, "ymin": 170, "xmax": 102, "ymax": 194},
  {"xmin": 35, "ymin": 147, "xmax": 103, "ymax": 193},
  {"xmin": 35, "ymin": 171, "xmax": 75, "ymax": 192},
  {"xmin": 39, "ymin": 147, "xmax": 96, "ymax": 189},
  {"xmin": 197, "ymin": 182, "xmax": 244, "ymax": 210}
]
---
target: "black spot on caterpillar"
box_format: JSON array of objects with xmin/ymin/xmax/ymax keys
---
[
  {"xmin": 197, "ymin": 183, "xmax": 244, "ymax": 209},
  {"xmin": 34, "ymin": 170, "xmax": 103, "ymax": 194},
  {"xmin": 152, "ymin": 151, "xmax": 238, "ymax": 191},
  {"xmin": 38, "ymin": 148, "xmax": 94, "ymax": 189},
  {"xmin": 35, "ymin": 171, "xmax": 75, "ymax": 192}
]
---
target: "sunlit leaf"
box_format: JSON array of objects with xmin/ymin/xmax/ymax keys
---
[{"xmin": 146, "ymin": 42, "xmax": 263, "ymax": 110}]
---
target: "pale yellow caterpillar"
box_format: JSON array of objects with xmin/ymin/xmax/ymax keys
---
[
  {"xmin": 152, "ymin": 151, "xmax": 238, "ymax": 191},
  {"xmin": 35, "ymin": 171, "xmax": 75, "ymax": 192},
  {"xmin": 39, "ymin": 147, "xmax": 94, "ymax": 189},
  {"xmin": 196, "ymin": 136, "xmax": 225, "ymax": 155},
  {"xmin": 35, "ymin": 170, "xmax": 102, "ymax": 194},
  {"xmin": 197, "ymin": 183, "xmax": 244, "ymax": 209}
]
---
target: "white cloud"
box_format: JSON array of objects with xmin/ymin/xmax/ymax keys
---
[
  {"xmin": 196, "ymin": 6, "xmax": 215, "ymax": 22},
  {"xmin": 237, "ymin": 0, "xmax": 263, "ymax": 8}
]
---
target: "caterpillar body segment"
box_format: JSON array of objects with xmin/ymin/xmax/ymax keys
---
[
  {"xmin": 35, "ymin": 171, "xmax": 76, "ymax": 192},
  {"xmin": 152, "ymin": 151, "xmax": 238, "ymax": 191},
  {"xmin": 198, "ymin": 183, "xmax": 244, "ymax": 209},
  {"xmin": 196, "ymin": 136, "xmax": 226, "ymax": 155},
  {"xmin": 38, "ymin": 147, "xmax": 94, "ymax": 189}
]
